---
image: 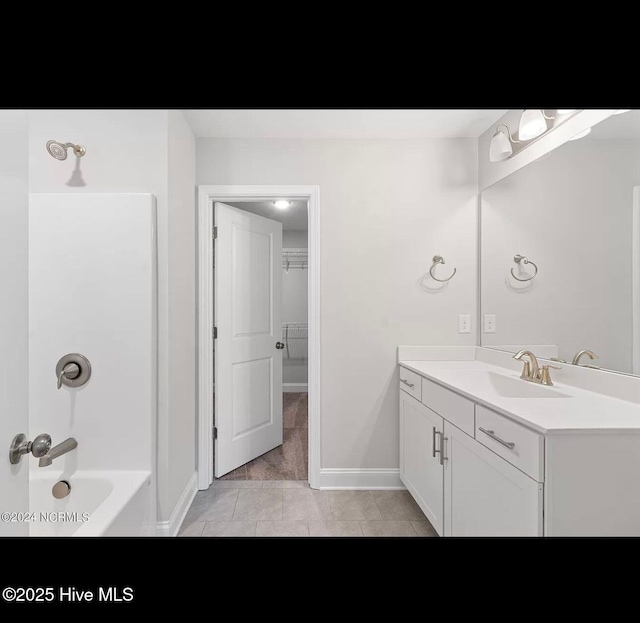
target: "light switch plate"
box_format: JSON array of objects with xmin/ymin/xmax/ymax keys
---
[
  {"xmin": 458, "ymin": 315, "xmax": 471, "ymax": 334},
  {"xmin": 484, "ymin": 314, "xmax": 496, "ymax": 333}
]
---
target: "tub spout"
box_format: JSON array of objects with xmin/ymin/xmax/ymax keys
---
[{"xmin": 38, "ymin": 437, "xmax": 78, "ymax": 467}]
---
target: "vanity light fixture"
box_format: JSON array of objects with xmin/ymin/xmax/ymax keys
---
[
  {"xmin": 569, "ymin": 127, "xmax": 591, "ymax": 141},
  {"xmin": 489, "ymin": 124, "xmax": 520, "ymax": 162},
  {"xmin": 273, "ymin": 200, "xmax": 291, "ymax": 210},
  {"xmin": 489, "ymin": 109, "xmax": 581, "ymax": 164},
  {"xmin": 614, "ymin": 109, "xmax": 631, "ymax": 115}
]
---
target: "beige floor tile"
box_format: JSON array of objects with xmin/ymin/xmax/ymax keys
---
[
  {"xmin": 212, "ymin": 480, "xmax": 264, "ymax": 488},
  {"xmin": 262, "ymin": 480, "xmax": 309, "ymax": 488},
  {"xmin": 328, "ymin": 491, "xmax": 382, "ymax": 520},
  {"xmin": 233, "ymin": 489, "xmax": 283, "ymax": 521},
  {"xmin": 201, "ymin": 521, "xmax": 257, "ymax": 537},
  {"xmin": 178, "ymin": 522, "xmax": 205, "ymax": 537},
  {"xmin": 183, "ymin": 489, "xmax": 239, "ymax": 524},
  {"xmin": 308, "ymin": 521, "xmax": 363, "ymax": 537},
  {"xmin": 256, "ymin": 521, "xmax": 309, "ymax": 537},
  {"xmin": 282, "ymin": 489, "xmax": 332, "ymax": 521},
  {"xmin": 372, "ymin": 490, "xmax": 427, "ymax": 520},
  {"xmin": 360, "ymin": 521, "xmax": 417, "ymax": 537},
  {"xmin": 411, "ymin": 520, "xmax": 438, "ymax": 536}
]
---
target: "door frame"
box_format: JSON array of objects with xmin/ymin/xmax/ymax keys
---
[{"xmin": 197, "ymin": 185, "xmax": 321, "ymax": 490}]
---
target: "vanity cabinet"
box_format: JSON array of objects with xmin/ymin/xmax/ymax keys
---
[
  {"xmin": 400, "ymin": 367, "xmax": 543, "ymax": 536},
  {"xmin": 399, "ymin": 391, "xmax": 444, "ymax": 534}
]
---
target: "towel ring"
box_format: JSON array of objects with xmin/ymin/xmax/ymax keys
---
[
  {"xmin": 511, "ymin": 254, "xmax": 538, "ymax": 282},
  {"xmin": 430, "ymin": 255, "xmax": 457, "ymax": 282}
]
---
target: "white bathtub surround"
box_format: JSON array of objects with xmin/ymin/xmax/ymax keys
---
[
  {"xmin": 29, "ymin": 471, "xmax": 153, "ymax": 537},
  {"xmin": 29, "ymin": 194, "xmax": 157, "ymax": 536},
  {"xmin": 156, "ymin": 472, "xmax": 197, "ymax": 537},
  {"xmin": 29, "ymin": 110, "xmax": 196, "ymax": 530},
  {"xmin": 398, "ymin": 345, "xmax": 640, "ymax": 536}
]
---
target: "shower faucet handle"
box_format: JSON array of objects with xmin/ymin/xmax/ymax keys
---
[
  {"xmin": 57, "ymin": 363, "xmax": 80, "ymax": 389},
  {"xmin": 8, "ymin": 433, "xmax": 52, "ymax": 464}
]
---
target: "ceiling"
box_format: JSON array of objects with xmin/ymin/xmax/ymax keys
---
[
  {"xmin": 183, "ymin": 109, "xmax": 507, "ymax": 139},
  {"xmin": 223, "ymin": 201, "xmax": 308, "ymax": 231}
]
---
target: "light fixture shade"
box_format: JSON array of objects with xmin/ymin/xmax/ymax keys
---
[
  {"xmin": 273, "ymin": 200, "xmax": 291, "ymax": 209},
  {"xmin": 489, "ymin": 129, "xmax": 513, "ymax": 162},
  {"xmin": 614, "ymin": 109, "xmax": 631, "ymax": 115},
  {"xmin": 519, "ymin": 109, "xmax": 547, "ymax": 140},
  {"xmin": 557, "ymin": 109, "xmax": 576, "ymax": 114}
]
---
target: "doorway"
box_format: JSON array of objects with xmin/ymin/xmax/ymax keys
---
[{"xmin": 197, "ymin": 186, "xmax": 320, "ymax": 491}]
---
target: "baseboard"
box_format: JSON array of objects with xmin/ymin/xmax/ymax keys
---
[
  {"xmin": 156, "ymin": 472, "xmax": 197, "ymax": 537},
  {"xmin": 283, "ymin": 383, "xmax": 308, "ymax": 393},
  {"xmin": 317, "ymin": 468, "xmax": 405, "ymax": 490}
]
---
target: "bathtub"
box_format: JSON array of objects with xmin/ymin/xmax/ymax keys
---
[{"xmin": 29, "ymin": 471, "xmax": 154, "ymax": 537}]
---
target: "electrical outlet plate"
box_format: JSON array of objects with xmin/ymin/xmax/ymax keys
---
[
  {"xmin": 484, "ymin": 315, "xmax": 496, "ymax": 333},
  {"xmin": 458, "ymin": 315, "xmax": 471, "ymax": 334}
]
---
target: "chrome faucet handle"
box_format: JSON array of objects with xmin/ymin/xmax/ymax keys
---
[{"xmin": 540, "ymin": 365, "xmax": 561, "ymax": 386}]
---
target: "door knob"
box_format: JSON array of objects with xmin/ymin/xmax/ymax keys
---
[{"xmin": 276, "ymin": 342, "xmax": 285, "ymax": 350}]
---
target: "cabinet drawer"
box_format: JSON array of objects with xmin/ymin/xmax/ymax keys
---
[
  {"xmin": 421, "ymin": 377, "xmax": 474, "ymax": 437},
  {"xmin": 399, "ymin": 367, "xmax": 422, "ymax": 401},
  {"xmin": 475, "ymin": 405, "xmax": 544, "ymax": 482}
]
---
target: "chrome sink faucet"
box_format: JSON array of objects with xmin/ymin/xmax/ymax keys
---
[
  {"xmin": 38, "ymin": 437, "xmax": 78, "ymax": 467},
  {"xmin": 513, "ymin": 350, "xmax": 559, "ymax": 386}
]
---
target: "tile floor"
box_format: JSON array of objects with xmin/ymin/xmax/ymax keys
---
[
  {"xmin": 216, "ymin": 393, "xmax": 308, "ymax": 481},
  {"xmin": 179, "ymin": 481, "xmax": 438, "ymax": 537}
]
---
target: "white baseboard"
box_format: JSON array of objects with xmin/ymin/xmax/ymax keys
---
[
  {"xmin": 156, "ymin": 472, "xmax": 197, "ymax": 537},
  {"xmin": 283, "ymin": 383, "xmax": 308, "ymax": 393},
  {"xmin": 317, "ymin": 468, "xmax": 405, "ymax": 490}
]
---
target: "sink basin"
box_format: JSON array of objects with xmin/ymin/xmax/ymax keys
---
[{"xmin": 485, "ymin": 371, "xmax": 570, "ymax": 399}]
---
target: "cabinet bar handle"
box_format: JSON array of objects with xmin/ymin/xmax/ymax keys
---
[
  {"xmin": 400, "ymin": 379, "xmax": 415, "ymax": 388},
  {"xmin": 479, "ymin": 427, "xmax": 515, "ymax": 450},
  {"xmin": 440, "ymin": 436, "xmax": 448, "ymax": 466},
  {"xmin": 432, "ymin": 427, "xmax": 441, "ymax": 459}
]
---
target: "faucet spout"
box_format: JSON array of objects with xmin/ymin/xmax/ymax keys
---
[
  {"xmin": 513, "ymin": 350, "xmax": 540, "ymax": 380},
  {"xmin": 571, "ymin": 349, "xmax": 599, "ymax": 366},
  {"xmin": 38, "ymin": 437, "xmax": 78, "ymax": 467}
]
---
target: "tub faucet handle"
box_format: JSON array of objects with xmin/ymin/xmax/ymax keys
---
[{"xmin": 57, "ymin": 362, "xmax": 80, "ymax": 389}]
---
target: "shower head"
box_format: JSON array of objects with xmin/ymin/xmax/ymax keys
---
[{"xmin": 46, "ymin": 140, "xmax": 86, "ymax": 160}]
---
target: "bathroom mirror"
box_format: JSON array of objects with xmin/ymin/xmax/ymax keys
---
[{"xmin": 481, "ymin": 110, "xmax": 640, "ymax": 376}]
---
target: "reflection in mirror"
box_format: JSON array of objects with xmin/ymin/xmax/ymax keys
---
[{"xmin": 481, "ymin": 110, "xmax": 640, "ymax": 376}]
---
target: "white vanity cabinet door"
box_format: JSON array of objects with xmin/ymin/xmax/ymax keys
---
[
  {"xmin": 400, "ymin": 391, "xmax": 444, "ymax": 535},
  {"xmin": 443, "ymin": 422, "xmax": 543, "ymax": 537}
]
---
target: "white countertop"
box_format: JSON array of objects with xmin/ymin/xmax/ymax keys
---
[{"xmin": 399, "ymin": 359, "xmax": 640, "ymax": 434}]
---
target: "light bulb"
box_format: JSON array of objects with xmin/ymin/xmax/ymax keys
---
[
  {"xmin": 519, "ymin": 110, "xmax": 547, "ymax": 140},
  {"xmin": 273, "ymin": 200, "xmax": 291, "ymax": 210}
]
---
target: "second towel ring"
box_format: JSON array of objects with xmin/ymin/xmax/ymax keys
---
[
  {"xmin": 511, "ymin": 254, "xmax": 538, "ymax": 282},
  {"xmin": 430, "ymin": 255, "xmax": 457, "ymax": 282}
]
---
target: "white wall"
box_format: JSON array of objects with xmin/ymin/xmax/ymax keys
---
[
  {"xmin": 282, "ymin": 230, "xmax": 308, "ymax": 385},
  {"xmin": 197, "ymin": 138, "xmax": 478, "ymax": 469},
  {"xmin": 481, "ymin": 138, "xmax": 638, "ymax": 372},
  {"xmin": 479, "ymin": 110, "xmax": 615, "ymax": 190},
  {"xmin": 0, "ymin": 111, "xmax": 29, "ymax": 535},
  {"xmin": 29, "ymin": 194, "xmax": 156, "ymax": 476},
  {"xmin": 28, "ymin": 110, "xmax": 196, "ymax": 522},
  {"xmin": 166, "ymin": 111, "xmax": 196, "ymax": 514}
]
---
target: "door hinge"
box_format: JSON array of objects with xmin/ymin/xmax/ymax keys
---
[
  {"xmin": 213, "ymin": 226, "xmax": 217, "ymax": 239},
  {"xmin": 213, "ymin": 426, "xmax": 218, "ymax": 440},
  {"xmin": 213, "ymin": 326, "xmax": 217, "ymax": 339}
]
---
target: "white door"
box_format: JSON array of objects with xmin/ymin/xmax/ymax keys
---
[
  {"xmin": 0, "ymin": 110, "xmax": 29, "ymax": 535},
  {"xmin": 399, "ymin": 391, "xmax": 444, "ymax": 534},
  {"xmin": 215, "ymin": 202, "xmax": 283, "ymax": 477},
  {"xmin": 443, "ymin": 422, "xmax": 543, "ymax": 537}
]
